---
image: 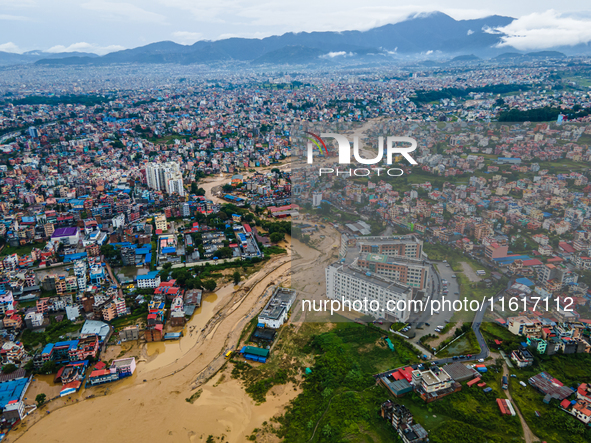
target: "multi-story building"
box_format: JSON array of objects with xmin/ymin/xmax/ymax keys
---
[
  {"xmin": 136, "ymin": 271, "xmax": 161, "ymax": 289},
  {"xmin": 325, "ymin": 262, "xmax": 413, "ymax": 322},
  {"xmin": 44, "ymin": 223, "xmax": 55, "ymax": 238},
  {"xmin": 357, "ymin": 235, "xmax": 423, "ymax": 259},
  {"xmin": 146, "ymin": 162, "xmax": 185, "ymax": 196},
  {"xmin": 24, "ymin": 311, "xmax": 44, "ymax": 328},
  {"xmin": 474, "ymin": 223, "xmax": 491, "ymax": 241},
  {"xmin": 73, "ymin": 260, "xmax": 87, "ymax": 292},
  {"xmin": 119, "ymin": 325, "xmax": 139, "ymax": 341},
  {"xmin": 1, "ymin": 341, "xmax": 26, "ymax": 364},
  {"xmin": 154, "ymin": 214, "xmax": 167, "ymax": 232},
  {"xmin": 381, "ymin": 401, "xmax": 428, "ymax": 443},
  {"xmin": 356, "ymin": 254, "xmax": 429, "ymax": 290},
  {"xmin": 0, "ymin": 290, "xmax": 14, "ymax": 315},
  {"xmin": 511, "ymin": 348, "xmax": 534, "ymax": 368},
  {"xmin": 55, "ymin": 275, "xmax": 77, "ymax": 296},
  {"xmin": 258, "ymin": 287, "xmax": 297, "ymax": 329},
  {"xmin": 507, "ymin": 316, "xmax": 542, "ymax": 337}
]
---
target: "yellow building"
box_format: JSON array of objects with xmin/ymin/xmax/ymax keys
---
[{"xmin": 155, "ymin": 214, "xmax": 167, "ymax": 232}]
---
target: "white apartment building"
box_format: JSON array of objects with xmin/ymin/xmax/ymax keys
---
[
  {"xmin": 136, "ymin": 271, "xmax": 161, "ymax": 289},
  {"xmin": 325, "ymin": 262, "xmax": 413, "ymax": 322},
  {"xmin": 146, "ymin": 162, "xmax": 185, "ymax": 196},
  {"xmin": 258, "ymin": 288, "xmax": 297, "ymax": 329}
]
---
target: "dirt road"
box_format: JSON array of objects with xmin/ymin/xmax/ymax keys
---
[
  {"xmin": 503, "ymin": 364, "xmax": 540, "ymax": 443},
  {"xmin": 460, "ymin": 262, "xmax": 481, "ymax": 283},
  {"xmin": 198, "ymin": 161, "xmax": 291, "ymax": 204}
]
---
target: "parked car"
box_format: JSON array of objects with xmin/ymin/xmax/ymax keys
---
[{"xmin": 478, "ymin": 358, "xmax": 485, "ymax": 363}]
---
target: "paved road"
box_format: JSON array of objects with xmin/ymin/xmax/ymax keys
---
[{"xmin": 407, "ymin": 260, "xmax": 461, "ymax": 343}]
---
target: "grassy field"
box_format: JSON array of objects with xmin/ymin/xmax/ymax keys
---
[
  {"xmin": 435, "ymin": 329, "xmax": 481, "ymax": 358},
  {"xmin": 510, "ymin": 368, "xmax": 591, "ymax": 443},
  {"xmin": 538, "ymin": 159, "xmax": 589, "ymax": 173},
  {"xmin": 397, "ymin": 364, "xmax": 523, "ymax": 443},
  {"xmin": 247, "ymin": 320, "xmax": 525, "ymax": 442},
  {"xmin": 0, "ymin": 241, "xmax": 45, "ymax": 257},
  {"xmin": 243, "ymin": 321, "xmax": 422, "ymax": 442}
]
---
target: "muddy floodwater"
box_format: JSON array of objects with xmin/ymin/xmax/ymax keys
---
[{"xmin": 10, "ymin": 250, "xmax": 300, "ymax": 443}]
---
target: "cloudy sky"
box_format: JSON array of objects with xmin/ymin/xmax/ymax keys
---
[{"xmin": 1, "ymin": 0, "xmax": 591, "ymax": 54}]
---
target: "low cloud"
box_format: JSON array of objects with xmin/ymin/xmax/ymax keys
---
[
  {"xmin": 47, "ymin": 42, "xmax": 125, "ymax": 55},
  {"xmin": 493, "ymin": 10, "xmax": 591, "ymax": 50},
  {"xmin": 322, "ymin": 51, "xmax": 352, "ymax": 58},
  {"xmin": 172, "ymin": 31, "xmax": 203, "ymax": 44},
  {"xmin": 0, "ymin": 42, "xmax": 22, "ymax": 53},
  {"xmin": 467, "ymin": 29, "xmax": 474, "ymax": 35}
]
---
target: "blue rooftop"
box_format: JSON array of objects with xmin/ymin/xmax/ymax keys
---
[
  {"xmin": 41, "ymin": 343, "xmax": 54, "ymax": 355},
  {"xmin": 516, "ymin": 277, "xmax": 535, "ymax": 287},
  {"xmin": 137, "ymin": 271, "xmax": 160, "ymax": 280},
  {"xmin": 0, "ymin": 378, "xmax": 29, "ymax": 409}
]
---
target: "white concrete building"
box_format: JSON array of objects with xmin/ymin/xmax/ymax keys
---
[
  {"xmin": 66, "ymin": 304, "xmax": 81, "ymax": 321},
  {"xmin": 325, "ymin": 262, "xmax": 412, "ymax": 322},
  {"xmin": 258, "ymin": 288, "xmax": 296, "ymax": 329},
  {"xmin": 136, "ymin": 271, "xmax": 161, "ymax": 289},
  {"xmin": 312, "ymin": 191, "xmax": 323, "ymax": 207},
  {"xmin": 146, "ymin": 162, "xmax": 185, "ymax": 196}
]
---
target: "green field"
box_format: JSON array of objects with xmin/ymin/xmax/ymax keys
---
[
  {"xmin": 243, "ymin": 321, "xmax": 525, "ymax": 442},
  {"xmin": 510, "ymin": 372, "xmax": 591, "ymax": 443},
  {"xmin": 395, "ymin": 363, "xmax": 522, "ymax": 443},
  {"xmin": 244, "ymin": 322, "xmax": 422, "ymax": 442},
  {"xmin": 0, "ymin": 241, "xmax": 45, "ymax": 257},
  {"xmin": 436, "ymin": 329, "xmax": 481, "ymax": 358}
]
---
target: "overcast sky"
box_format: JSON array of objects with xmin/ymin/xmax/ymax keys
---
[{"xmin": 1, "ymin": 0, "xmax": 591, "ymax": 54}]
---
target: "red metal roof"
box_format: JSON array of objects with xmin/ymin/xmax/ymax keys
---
[{"xmin": 560, "ymin": 399, "xmax": 571, "ymax": 409}]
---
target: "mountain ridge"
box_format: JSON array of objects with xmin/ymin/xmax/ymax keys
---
[{"xmin": 0, "ymin": 12, "xmax": 583, "ymax": 67}]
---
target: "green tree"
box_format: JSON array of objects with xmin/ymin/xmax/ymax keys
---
[
  {"xmin": 203, "ymin": 280, "xmax": 217, "ymax": 292},
  {"xmin": 270, "ymin": 232, "xmax": 284, "ymax": 243},
  {"xmin": 2, "ymin": 364, "xmax": 17, "ymax": 374},
  {"xmin": 215, "ymin": 247, "xmax": 233, "ymax": 259},
  {"xmin": 232, "ymin": 271, "xmax": 241, "ymax": 285},
  {"xmin": 40, "ymin": 360, "xmax": 56, "ymax": 374},
  {"xmin": 35, "ymin": 393, "xmax": 47, "ymax": 407}
]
